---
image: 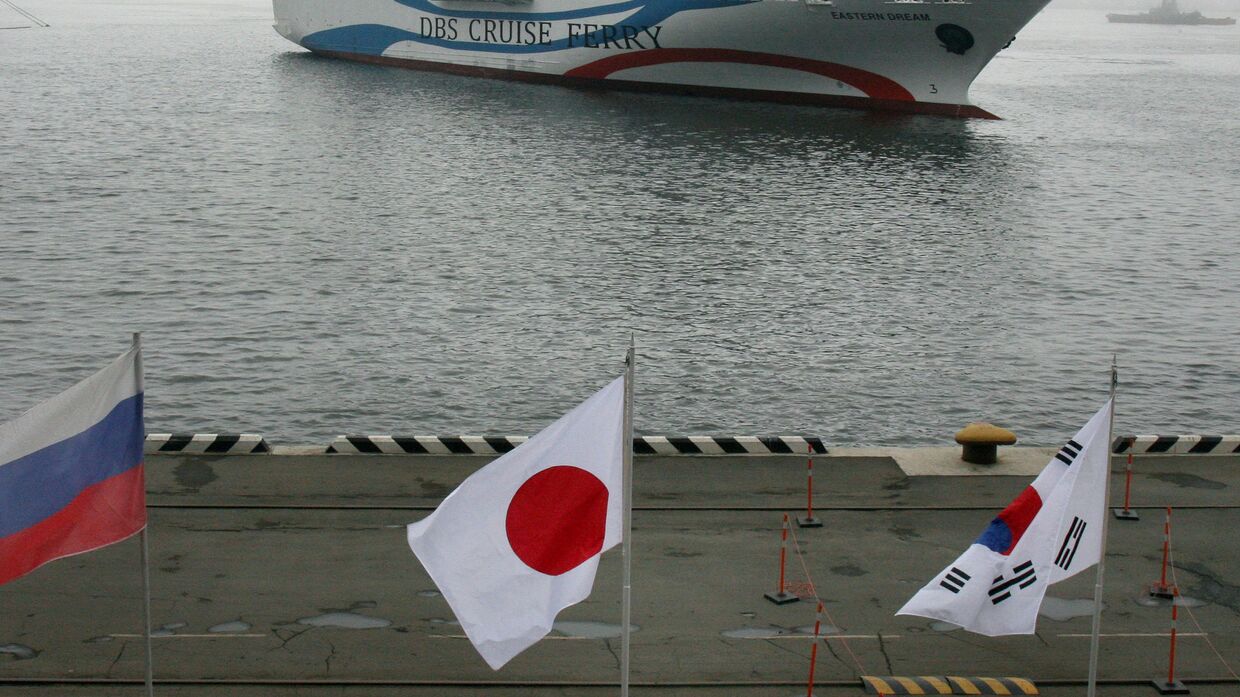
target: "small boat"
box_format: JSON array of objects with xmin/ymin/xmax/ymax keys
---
[{"xmin": 1107, "ymin": 0, "xmax": 1236, "ymax": 25}]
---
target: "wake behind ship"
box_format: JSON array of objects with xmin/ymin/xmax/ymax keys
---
[{"xmin": 272, "ymin": 0, "xmax": 1053, "ymax": 118}]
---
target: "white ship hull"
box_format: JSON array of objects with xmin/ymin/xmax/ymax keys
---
[{"xmin": 272, "ymin": 0, "xmax": 1051, "ymax": 118}]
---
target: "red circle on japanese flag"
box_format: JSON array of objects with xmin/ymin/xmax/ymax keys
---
[{"xmin": 505, "ymin": 465, "xmax": 609, "ymax": 576}]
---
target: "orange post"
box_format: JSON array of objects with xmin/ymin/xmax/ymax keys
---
[
  {"xmin": 1114, "ymin": 452, "xmax": 1140, "ymax": 520},
  {"xmin": 1151, "ymin": 507, "xmax": 1174, "ymax": 598},
  {"xmin": 807, "ymin": 448, "xmax": 813, "ymax": 518},
  {"xmin": 764, "ymin": 513, "xmax": 798, "ymax": 604},
  {"xmin": 797, "ymin": 443, "xmax": 822, "ymax": 528},
  {"xmin": 1152, "ymin": 586, "xmax": 1189, "ymax": 693},
  {"xmin": 779, "ymin": 515, "xmax": 787, "ymax": 592},
  {"xmin": 806, "ymin": 601, "xmax": 823, "ymax": 697},
  {"xmin": 1160, "ymin": 507, "xmax": 1170, "ymax": 588},
  {"xmin": 1169, "ymin": 593, "xmax": 1179, "ymax": 685},
  {"xmin": 1124, "ymin": 453, "xmax": 1134, "ymax": 509}
]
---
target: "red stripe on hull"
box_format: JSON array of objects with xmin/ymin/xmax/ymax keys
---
[
  {"xmin": 566, "ymin": 48, "xmax": 914, "ymax": 102},
  {"xmin": 311, "ymin": 49, "xmax": 1000, "ymax": 120},
  {"xmin": 0, "ymin": 465, "xmax": 146, "ymax": 586}
]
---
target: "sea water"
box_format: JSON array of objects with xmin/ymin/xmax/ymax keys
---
[{"xmin": 1, "ymin": 1, "xmax": 1237, "ymax": 445}]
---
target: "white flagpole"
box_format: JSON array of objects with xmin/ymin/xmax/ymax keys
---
[
  {"xmin": 133, "ymin": 333, "xmax": 154, "ymax": 697},
  {"xmin": 140, "ymin": 530, "xmax": 154, "ymax": 697},
  {"xmin": 1086, "ymin": 357, "xmax": 1118, "ymax": 697},
  {"xmin": 620, "ymin": 338, "xmax": 635, "ymax": 697}
]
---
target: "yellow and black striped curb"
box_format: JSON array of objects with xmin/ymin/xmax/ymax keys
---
[{"xmin": 861, "ymin": 675, "xmax": 1038, "ymax": 695}]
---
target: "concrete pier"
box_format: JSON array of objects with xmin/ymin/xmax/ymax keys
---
[{"xmin": 3, "ymin": 451, "xmax": 1239, "ymax": 695}]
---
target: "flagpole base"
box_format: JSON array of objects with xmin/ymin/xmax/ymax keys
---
[
  {"xmin": 796, "ymin": 516, "xmax": 823, "ymax": 528},
  {"xmin": 1149, "ymin": 583, "xmax": 1176, "ymax": 600},
  {"xmin": 1112, "ymin": 508, "xmax": 1140, "ymax": 520},
  {"xmin": 1152, "ymin": 679, "xmax": 1190, "ymax": 694},
  {"xmin": 764, "ymin": 591, "xmax": 799, "ymax": 605}
]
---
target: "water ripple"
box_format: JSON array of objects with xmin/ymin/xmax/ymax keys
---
[{"xmin": 0, "ymin": 5, "xmax": 1237, "ymax": 445}]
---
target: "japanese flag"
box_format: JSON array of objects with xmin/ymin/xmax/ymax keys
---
[
  {"xmin": 407, "ymin": 377, "xmax": 625, "ymax": 669},
  {"xmin": 897, "ymin": 399, "xmax": 1113, "ymax": 635}
]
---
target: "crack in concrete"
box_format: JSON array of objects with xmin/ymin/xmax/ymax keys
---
[
  {"xmin": 875, "ymin": 632, "xmax": 894, "ymax": 674},
  {"xmin": 1175, "ymin": 561, "xmax": 1240, "ymax": 614},
  {"xmin": 762, "ymin": 637, "xmax": 808, "ymax": 660},
  {"xmin": 325, "ymin": 641, "xmax": 336, "ymax": 675},
  {"xmin": 939, "ymin": 628, "xmax": 998, "ymax": 653},
  {"xmin": 823, "ymin": 636, "xmax": 852, "ymax": 672},
  {"xmin": 602, "ymin": 638, "xmax": 621, "ymax": 671},
  {"xmin": 106, "ymin": 640, "xmax": 128, "ymax": 676},
  {"xmin": 939, "ymin": 629, "xmax": 1028, "ymax": 661},
  {"xmin": 270, "ymin": 625, "xmax": 314, "ymax": 651}
]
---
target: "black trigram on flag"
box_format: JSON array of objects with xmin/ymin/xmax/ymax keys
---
[
  {"xmin": 988, "ymin": 560, "xmax": 1037, "ymax": 604},
  {"xmin": 1054, "ymin": 439, "xmax": 1084, "ymax": 466},
  {"xmin": 939, "ymin": 566, "xmax": 971, "ymax": 594},
  {"xmin": 1055, "ymin": 516, "xmax": 1087, "ymax": 570}
]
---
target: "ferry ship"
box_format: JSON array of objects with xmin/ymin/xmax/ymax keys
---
[{"xmin": 272, "ymin": 0, "xmax": 1053, "ymax": 118}]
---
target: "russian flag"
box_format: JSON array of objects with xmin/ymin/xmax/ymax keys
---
[{"xmin": 0, "ymin": 345, "xmax": 146, "ymax": 586}]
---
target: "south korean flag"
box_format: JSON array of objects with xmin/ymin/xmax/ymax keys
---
[{"xmin": 897, "ymin": 400, "xmax": 1113, "ymax": 636}]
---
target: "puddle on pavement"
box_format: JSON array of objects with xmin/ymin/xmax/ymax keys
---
[
  {"xmin": 417, "ymin": 590, "xmax": 441, "ymax": 598},
  {"xmin": 297, "ymin": 612, "xmax": 391, "ymax": 629},
  {"xmin": 792, "ymin": 624, "xmax": 842, "ymax": 635},
  {"xmin": 173, "ymin": 461, "xmax": 217, "ymax": 492},
  {"xmin": 929, "ymin": 621, "xmax": 961, "ymax": 632},
  {"xmin": 1, "ymin": 644, "xmax": 40, "ymax": 660},
  {"xmin": 722, "ymin": 626, "xmax": 789, "ymax": 639},
  {"xmin": 428, "ymin": 617, "xmax": 460, "ymax": 626},
  {"xmin": 151, "ymin": 622, "xmax": 188, "ymax": 638},
  {"xmin": 84, "ymin": 636, "xmax": 114, "ymax": 644},
  {"xmin": 1135, "ymin": 594, "xmax": 1207, "ymax": 608},
  {"xmin": 208, "ymin": 621, "xmax": 253, "ymax": 633},
  {"xmin": 1039, "ymin": 597, "xmax": 1100, "ymax": 621},
  {"xmin": 552, "ymin": 621, "xmax": 638, "ymax": 639}
]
